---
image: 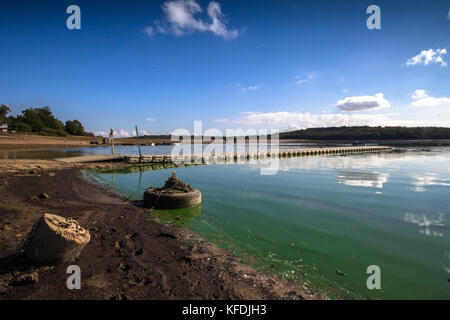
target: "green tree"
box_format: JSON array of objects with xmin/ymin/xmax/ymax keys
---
[
  {"xmin": 0, "ymin": 104, "xmax": 92, "ymax": 135},
  {"xmin": 22, "ymin": 108, "xmax": 44, "ymax": 132},
  {"xmin": 36, "ymin": 106, "xmax": 64, "ymax": 130},
  {"xmin": 0, "ymin": 104, "xmax": 11, "ymax": 124},
  {"xmin": 65, "ymin": 120, "xmax": 85, "ymax": 136}
]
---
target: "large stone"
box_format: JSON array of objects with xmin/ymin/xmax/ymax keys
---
[{"xmin": 24, "ymin": 213, "xmax": 90, "ymax": 265}]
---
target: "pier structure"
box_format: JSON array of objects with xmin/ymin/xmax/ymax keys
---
[
  {"xmin": 126, "ymin": 146, "xmax": 393, "ymax": 165},
  {"xmin": 55, "ymin": 146, "xmax": 393, "ymax": 165}
]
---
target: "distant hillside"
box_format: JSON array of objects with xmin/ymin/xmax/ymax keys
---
[
  {"xmin": 280, "ymin": 126, "xmax": 450, "ymax": 140},
  {"xmin": 140, "ymin": 134, "xmax": 171, "ymax": 140}
]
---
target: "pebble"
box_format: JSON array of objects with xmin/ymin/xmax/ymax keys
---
[
  {"xmin": 39, "ymin": 266, "xmax": 55, "ymax": 272},
  {"xmin": 10, "ymin": 272, "xmax": 39, "ymax": 287}
]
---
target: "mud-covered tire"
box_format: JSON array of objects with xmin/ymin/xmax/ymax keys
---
[{"xmin": 143, "ymin": 188, "xmax": 202, "ymax": 210}]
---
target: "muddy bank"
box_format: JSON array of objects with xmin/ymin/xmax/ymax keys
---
[{"xmin": 0, "ymin": 162, "xmax": 320, "ymax": 300}]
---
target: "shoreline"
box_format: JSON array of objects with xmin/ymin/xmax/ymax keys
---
[
  {"xmin": 2, "ymin": 133, "xmax": 450, "ymax": 148},
  {"xmin": 0, "ymin": 160, "xmax": 322, "ymax": 300}
]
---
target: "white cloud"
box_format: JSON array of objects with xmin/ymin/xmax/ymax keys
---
[
  {"xmin": 146, "ymin": 0, "xmax": 239, "ymax": 39},
  {"xmin": 447, "ymin": 10, "xmax": 450, "ymax": 20},
  {"xmin": 296, "ymin": 73, "xmax": 314, "ymax": 86},
  {"xmin": 411, "ymin": 89, "xmax": 427, "ymax": 100},
  {"xmin": 96, "ymin": 129, "xmax": 150, "ymax": 137},
  {"xmin": 410, "ymin": 89, "xmax": 450, "ymax": 108},
  {"xmin": 336, "ymin": 93, "xmax": 390, "ymax": 112},
  {"xmin": 163, "ymin": 0, "xmax": 206, "ymax": 35},
  {"xmin": 288, "ymin": 124, "xmax": 301, "ymax": 131},
  {"xmin": 215, "ymin": 111, "xmax": 411, "ymax": 129},
  {"xmin": 97, "ymin": 129, "xmax": 132, "ymax": 138},
  {"xmin": 142, "ymin": 26, "xmax": 155, "ymax": 37},
  {"xmin": 146, "ymin": 118, "xmax": 157, "ymax": 122},
  {"xmin": 406, "ymin": 48, "xmax": 447, "ymax": 67},
  {"xmin": 207, "ymin": 1, "xmax": 239, "ymax": 39},
  {"xmin": 95, "ymin": 131, "xmax": 108, "ymax": 137},
  {"xmin": 213, "ymin": 118, "xmax": 230, "ymax": 123},
  {"xmin": 232, "ymin": 83, "xmax": 261, "ymax": 93},
  {"xmin": 154, "ymin": 20, "xmax": 168, "ymax": 34},
  {"xmin": 241, "ymin": 85, "xmax": 261, "ymax": 93},
  {"xmin": 119, "ymin": 129, "xmax": 132, "ymax": 137}
]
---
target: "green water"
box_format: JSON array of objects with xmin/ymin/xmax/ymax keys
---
[{"xmin": 88, "ymin": 147, "xmax": 450, "ymax": 299}]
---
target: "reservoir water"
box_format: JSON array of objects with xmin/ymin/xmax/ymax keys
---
[{"xmin": 88, "ymin": 147, "xmax": 450, "ymax": 299}]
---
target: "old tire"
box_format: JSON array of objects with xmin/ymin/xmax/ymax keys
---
[
  {"xmin": 143, "ymin": 188, "xmax": 202, "ymax": 210},
  {"xmin": 24, "ymin": 213, "xmax": 91, "ymax": 265}
]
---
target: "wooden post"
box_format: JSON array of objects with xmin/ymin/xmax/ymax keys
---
[
  {"xmin": 135, "ymin": 125, "xmax": 142, "ymax": 164},
  {"xmin": 138, "ymin": 170, "xmax": 142, "ymax": 193},
  {"xmin": 109, "ymin": 128, "xmax": 114, "ymax": 155}
]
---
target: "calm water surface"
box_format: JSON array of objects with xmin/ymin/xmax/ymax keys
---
[{"xmin": 88, "ymin": 147, "xmax": 450, "ymax": 299}]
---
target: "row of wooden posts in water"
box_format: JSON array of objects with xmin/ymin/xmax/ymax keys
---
[{"xmin": 127, "ymin": 146, "xmax": 393, "ymax": 164}]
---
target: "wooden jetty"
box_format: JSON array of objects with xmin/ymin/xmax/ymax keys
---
[
  {"xmin": 54, "ymin": 155, "xmax": 127, "ymax": 163},
  {"xmin": 127, "ymin": 146, "xmax": 393, "ymax": 164},
  {"xmin": 54, "ymin": 146, "xmax": 393, "ymax": 165}
]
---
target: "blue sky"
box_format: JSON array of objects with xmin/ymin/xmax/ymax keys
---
[{"xmin": 0, "ymin": 0, "xmax": 449, "ymax": 136}]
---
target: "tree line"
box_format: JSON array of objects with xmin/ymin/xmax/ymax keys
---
[
  {"xmin": 280, "ymin": 126, "xmax": 450, "ymax": 140},
  {"xmin": 0, "ymin": 104, "xmax": 93, "ymax": 137}
]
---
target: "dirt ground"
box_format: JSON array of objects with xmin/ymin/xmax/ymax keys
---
[
  {"xmin": 0, "ymin": 161, "xmax": 320, "ymax": 300},
  {"xmin": 0, "ymin": 134, "xmax": 171, "ymax": 147}
]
